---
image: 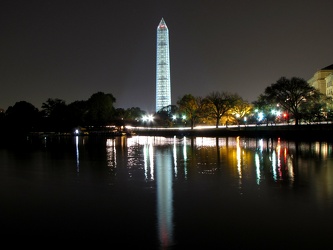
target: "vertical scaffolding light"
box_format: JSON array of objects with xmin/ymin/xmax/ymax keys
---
[{"xmin": 156, "ymin": 18, "xmax": 171, "ymax": 112}]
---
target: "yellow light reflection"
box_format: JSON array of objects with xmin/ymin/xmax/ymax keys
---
[
  {"xmin": 236, "ymin": 136, "xmax": 242, "ymax": 179},
  {"xmin": 313, "ymin": 141, "xmax": 329, "ymax": 159}
]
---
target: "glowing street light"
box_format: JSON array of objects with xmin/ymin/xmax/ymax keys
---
[
  {"xmin": 258, "ymin": 112, "xmax": 264, "ymax": 122},
  {"xmin": 142, "ymin": 114, "xmax": 154, "ymax": 127}
]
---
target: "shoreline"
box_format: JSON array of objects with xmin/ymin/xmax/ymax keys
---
[
  {"xmin": 131, "ymin": 123, "xmax": 333, "ymax": 141},
  {"xmin": 1, "ymin": 123, "xmax": 333, "ymax": 143}
]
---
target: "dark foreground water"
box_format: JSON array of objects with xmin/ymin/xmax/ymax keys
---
[{"xmin": 1, "ymin": 135, "xmax": 333, "ymax": 249}]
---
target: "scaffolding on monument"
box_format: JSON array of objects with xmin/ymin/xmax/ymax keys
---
[{"xmin": 156, "ymin": 18, "xmax": 171, "ymax": 112}]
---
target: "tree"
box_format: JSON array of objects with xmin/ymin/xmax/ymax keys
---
[
  {"xmin": 177, "ymin": 94, "xmax": 204, "ymax": 129},
  {"xmin": 155, "ymin": 105, "xmax": 178, "ymax": 127},
  {"xmin": 324, "ymin": 97, "xmax": 333, "ymax": 122},
  {"xmin": 203, "ymin": 91, "xmax": 240, "ymax": 128},
  {"xmin": 85, "ymin": 92, "xmax": 116, "ymax": 126},
  {"xmin": 229, "ymin": 98, "xmax": 253, "ymax": 126},
  {"xmin": 124, "ymin": 107, "xmax": 147, "ymax": 121},
  {"xmin": 5, "ymin": 101, "xmax": 40, "ymax": 133},
  {"xmin": 258, "ymin": 77, "xmax": 321, "ymax": 125},
  {"xmin": 115, "ymin": 107, "xmax": 146, "ymax": 126},
  {"xmin": 41, "ymin": 98, "xmax": 68, "ymax": 131},
  {"xmin": 0, "ymin": 109, "xmax": 5, "ymax": 131},
  {"xmin": 300, "ymin": 94, "xmax": 329, "ymax": 124},
  {"xmin": 253, "ymin": 95, "xmax": 280, "ymax": 125},
  {"xmin": 41, "ymin": 98, "xmax": 66, "ymax": 118},
  {"xmin": 66, "ymin": 100, "xmax": 88, "ymax": 128}
]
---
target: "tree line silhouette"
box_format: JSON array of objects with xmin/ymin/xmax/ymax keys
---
[
  {"xmin": 0, "ymin": 92, "xmax": 145, "ymax": 137},
  {"xmin": 1, "ymin": 76, "xmax": 332, "ymax": 137}
]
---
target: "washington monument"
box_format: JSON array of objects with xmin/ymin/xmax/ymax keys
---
[{"xmin": 156, "ymin": 18, "xmax": 171, "ymax": 112}]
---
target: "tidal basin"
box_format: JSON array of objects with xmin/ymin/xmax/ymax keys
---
[{"xmin": 1, "ymin": 135, "xmax": 333, "ymax": 249}]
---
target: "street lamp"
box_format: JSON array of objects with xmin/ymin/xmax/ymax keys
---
[
  {"xmin": 236, "ymin": 113, "xmax": 240, "ymax": 127},
  {"xmin": 142, "ymin": 114, "xmax": 154, "ymax": 127},
  {"xmin": 172, "ymin": 115, "xmax": 177, "ymax": 126},
  {"xmin": 257, "ymin": 111, "xmax": 264, "ymax": 125}
]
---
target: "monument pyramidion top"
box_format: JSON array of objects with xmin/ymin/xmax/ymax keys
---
[{"xmin": 158, "ymin": 18, "xmax": 168, "ymax": 30}]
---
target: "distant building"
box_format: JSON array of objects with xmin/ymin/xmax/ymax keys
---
[
  {"xmin": 308, "ymin": 64, "xmax": 333, "ymax": 97},
  {"xmin": 156, "ymin": 18, "xmax": 171, "ymax": 112}
]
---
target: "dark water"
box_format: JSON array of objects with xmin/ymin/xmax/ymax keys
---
[{"xmin": 1, "ymin": 135, "xmax": 333, "ymax": 249}]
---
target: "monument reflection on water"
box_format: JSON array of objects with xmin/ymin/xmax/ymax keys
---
[
  {"xmin": 104, "ymin": 136, "xmax": 177, "ymax": 247},
  {"xmin": 1, "ymin": 135, "xmax": 333, "ymax": 248}
]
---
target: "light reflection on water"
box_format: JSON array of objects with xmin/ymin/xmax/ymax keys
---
[
  {"xmin": 2, "ymin": 135, "xmax": 333, "ymax": 248},
  {"xmin": 105, "ymin": 136, "xmax": 333, "ymax": 247}
]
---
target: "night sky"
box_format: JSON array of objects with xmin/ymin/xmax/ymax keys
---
[{"xmin": 1, "ymin": 0, "xmax": 333, "ymax": 113}]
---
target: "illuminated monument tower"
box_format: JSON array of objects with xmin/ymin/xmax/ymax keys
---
[{"xmin": 156, "ymin": 18, "xmax": 171, "ymax": 112}]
